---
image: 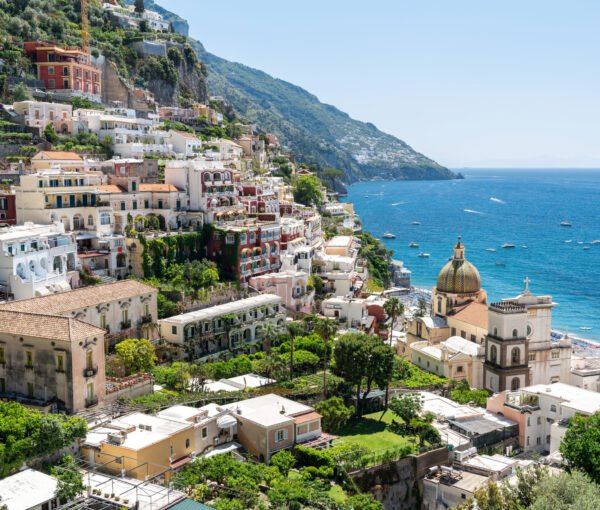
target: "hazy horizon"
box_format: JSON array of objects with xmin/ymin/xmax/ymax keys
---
[{"xmin": 164, "ymin": 0, "xmax": 600, "ymax": 170}]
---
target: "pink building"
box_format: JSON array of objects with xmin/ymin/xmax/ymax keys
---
[{"xmin": 249, "ymin": 270, "xmax": 315, "ymax": 314}]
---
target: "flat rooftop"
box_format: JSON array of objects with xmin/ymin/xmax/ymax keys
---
[
  {"xmin": 0, "ymin": 469, "xmax": 58, "ymax": 510},
  {"xmin": 522, "ymin": 382, "xmax": 600, "ymax": 415},
  {"xmin": 221, "ymin": 393, "xmax": 315, "ymax": 428}
]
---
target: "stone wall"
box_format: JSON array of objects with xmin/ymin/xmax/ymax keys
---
[{"xmin": 351, "ymin": 447, "xmax": 450, "ymax": 510}]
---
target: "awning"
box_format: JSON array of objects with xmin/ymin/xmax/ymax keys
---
[
  {"xmin": 170, "ymin": 455, "xmax": 192, "ymax": 470},
  {"xmin": 294, "ymin": 411, "xmax": 322, "ymax": 425},
  {"xmin": 204, "ymin": 442, "xmax": 242, "ymax": 458},
  {"xmin": 217, "ymin": 414, "xmax": 237, "ymax": 429}
]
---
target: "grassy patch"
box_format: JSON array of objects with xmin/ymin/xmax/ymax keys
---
[{"xmin": 328, "ymin": 484, "xmax": 348, "ymax": 504}]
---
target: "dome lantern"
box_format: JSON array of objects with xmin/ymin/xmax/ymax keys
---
[{"xmin": 436, "ymin": 237, "xmax": 481, "ymax": 294}]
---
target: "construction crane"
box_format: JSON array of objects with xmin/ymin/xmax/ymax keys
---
[{"xmin": 81, "ymin": 0, "xmax": 90, "ymax": 56}]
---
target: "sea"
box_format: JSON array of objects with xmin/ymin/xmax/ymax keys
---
[{"xmin": 345, "ymin": 169, "xmax": 600, "ymax": 342}]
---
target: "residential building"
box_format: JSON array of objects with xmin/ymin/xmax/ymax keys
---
[
  {"xmin": 0, "ymin": 468, "xmax": 59, "ymax": 510},
  {"xmin": 13, "ymin": 100, "xmax": 73, "ymax": 134},
  {"xmin": 167, "ymin": 130, "xmax": 202, "ymax": 158},
  {"xmin": 159, "ymin": 106, "xmax": 197, "ymax": 123},
  {"xmin": 204, "ymin": 373, "xmax": 275, "ymax": 393},
  {"xmin": 30, "ymin": 150, "xmax": 84, "ymax": 172},
  {"xmin": 570, "ymin": 354, "xmax": 600, "ymax": 392},
  {"xmin": 222, "ymin": 394, "xmax": 324, "ymax": 462},
  {"xmin": 0, "ymin": 191, "xmax": 17, "ymax": 226},
  {"xmin": 0, "ymin": 309, "xmax": 106, "ymax": 412},
  {"xmin": 159, "ymin": 294, "xmax": 286, "ymax": 361},
  {"xmin": 24, "ymin": 41, "xmax": 102, "ymax": 101},
  {"xmin": 321, "ymin": 296, "xmax": 367, "ymax": 328},
  {"xmin": 249, "ymin": 270, "xmax": 315, "ymax": 313},
  {"xmin": 487, "ymin": 382, "xmax": 600, "ymax": 453},
  {"xmin": 0, "ymin": 222, "xmax": 77, "ymax": 300},
  {"xmin": 209, "ymin": 139, "xmax": 243, "ymax": 160},
  {"xmin": 0, "ymin": 280, "xmax": 158, "ymax": 350}
]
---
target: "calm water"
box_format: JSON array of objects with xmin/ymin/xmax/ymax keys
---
[{"xmin": 345, "ymin": 169, "xmax": 600, "ymax": 340}]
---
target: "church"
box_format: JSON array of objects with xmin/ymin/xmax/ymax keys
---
[{"xmin": 403, "ymin": 237, "xmax": 572, "ymax": 391}]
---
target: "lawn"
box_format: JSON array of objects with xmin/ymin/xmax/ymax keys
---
[{"xmin": 334, "ymin": 410, "xmax": 416, "ymax": 452}]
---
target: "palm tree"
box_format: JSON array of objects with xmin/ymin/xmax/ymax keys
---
[
  {"xmin": 383, "ymin": 297, "xmax": 404, "ymax": 347},
  {"xmin": 315, "ymin": 318, "xmax": 338, "ymax": 398},
  {"xmin": 261, "ymin": 321, "xmax": 280, "ymax": 354}
]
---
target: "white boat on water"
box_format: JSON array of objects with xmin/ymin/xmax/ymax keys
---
[
  {"xmin": 521, "ymin": 245, "xmax": 528, "ymax": 249},
  {"xmin": 560, "ymin": 220, "xmax": 572, "ymax": 227},
  {"xmin": 411, "ymin": 221, "xmax": 421, "ymax": 225},
  {"xmin": 591, "ymin": 240, "xmax": 600, "ymax": 245},
  {"xmin": 419, "ymin": 252, "xmax": 430, "ymax": 258},
  {"xmin": 583, "ymin": 246, "xmax": 590, "ymax": 250},
  {"xmin": 502, "ymin": 243, "xmax": 516, "ymax": 248},
  {"xmin": 485, "ymin": 248, "xmax": 496, "ymax": 252},
  {"xmin": 580, "ymin": 326, "xmax": 593, "ymax": 331},
  {"xmin": 382, "ymin": 232, "xmax": 396, "ymax": 239},
  {"xmin": 409, "ymin": 242, "xmax": 420, "ymax": 248},
  {"xmin": 564, "ymin": 240, "xmax": 573, "ymax": 243}
]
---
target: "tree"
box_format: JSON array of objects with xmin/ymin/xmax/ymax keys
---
[
  {"xmin": 530, "ymin": 470, "xmax": 600, "ymax": 510},
  {"xmin": 334, "ymin": 333, "xmax": 395, "ymax": 417},
  {"xmin": 314, "ymin": 318, "xmax": 337, "ymax": 397},
  {"xmin": 560, "ymin": 411, "xmax": 600, "ymax": 484},
  {"xmin": 261, "ymin": 321, "xmax": 281, "ymax": 354},
  {"xmin": 321, "ymin": 167, "xmax": 345, "ymax": 190},
  {"xmin": 383, "ymin": 297, "xmax": 404, "ymax": 407},
  {"xmin": 43, "ymin": 123, "xmax": 59, "ymax": 143},
  {"xmin": 115, "ymin": 338, "xmax": 157, "ymax": 375},
  {"xmin": 292, "ymin": 175, "xmax": 323, "ymax": 207},
  {"xmin": 315, "ymin": 397, "xmax": 353, "ymax": 433},
  {"xmin": 270, "ymin": 449, "xmax": 296, "ymax": 476},
  {"xmin": 343, "ymin": 494, "xmax": 383, "ymax": 510},
  {"xmin": 389, "ymin": 393, "xmax": 422, "ymax": 425},
  {"xmin": 50, "ymin": 455, "xmax": 85, "ymax": 501},
  {"xmin": 134, "ymin": 0, "xmax": 145, "ymax": 14},
  {"xmin": 415, "ymin": 298, "xmax": 429, "ymax": 318},
  {"xmin": 12, "ymin": 83, "xmax": 29, "ymax": 102}
]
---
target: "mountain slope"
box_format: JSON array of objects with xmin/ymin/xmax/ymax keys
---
[{"xmin": 145, "ymin": 1, "xmax": 456, "ymax": 183}]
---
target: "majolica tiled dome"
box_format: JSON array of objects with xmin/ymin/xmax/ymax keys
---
[{"xmin": 436, "ymin": 237, "xmax": 481, "ymax": 294}]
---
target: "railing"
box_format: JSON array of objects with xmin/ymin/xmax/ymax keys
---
[
  {"xmin": 83, "ymin": 366, "xmax": 98, "ymax": 378},
  {"xmin": 120, "ymin": 320, "xmax": 132, "ymax": 330},
  {"xmin": 139, "ymin": 315, "xmax": 153, "ymax": 325}
]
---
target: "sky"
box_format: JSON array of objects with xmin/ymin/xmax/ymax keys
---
[{"xmin": 164, "ymin": 1, "xmax": 600, "ymax": 169}]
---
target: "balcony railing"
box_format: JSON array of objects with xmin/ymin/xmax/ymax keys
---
[
  {"xmin": 120, "ymin": 320, "xmax": 132, "ymax": 330},
  {"xmin": 83, "ymin": 366, "xmax": 98, "ymax": 378},
  {"xmin": 139, "ymin": 315, "xmax": 153, "ymax": 325},
  {"xmin": 85, "ymin": 396, "xmax": 99, "ymax": 408}
]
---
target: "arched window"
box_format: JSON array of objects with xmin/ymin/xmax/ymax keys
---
[
  {"xmin": 490, "ymin": 345, "xmax": 498, "ymax": 363},
  {"xmin": 511, "ymin": 377, "xmax": 520, "ymax": 391},
  {"xmin": 511, "ymin": 347, "xmax": 520, "ymax": 364},
  {"xmin": 53, "ymin": 256, "xmax": 62, "ymax": 273},
  {"xmin": 87, "ymin": 215, "xmax": 94, "ymax": 226},
  {"xmin": 512, "ymin": 328, "xmax": 518, "ymax": 338}
]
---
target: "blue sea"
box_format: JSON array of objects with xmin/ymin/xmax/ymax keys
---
[{"xmin": 345, "ymin": 169, "xmax": 600, "ymax": 341}]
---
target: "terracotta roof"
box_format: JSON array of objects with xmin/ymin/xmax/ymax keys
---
[
  {"xmin": 0, "ymin": 310, "xmax": 104, "ymax": 341},
  {"xmin": 294, "ymin": 411, "xmax": 322, "ymax": 424},
  {"xmin": 97, "ymin": 184, "xmax": 124, "ymax": 193},
  {"xmin": 139, "ymin": 184, "xmax": 181, "ymax": 192},
  {"xmin": 32, "ymin": 151, "xmax": 83, "ymax": 161},
  {"xmin": 0, "ymin": 280, "xmax": 157, "ymax": 315},
  {"xmin": 450, "ymin": 301, "xmax": 488, "ymax": 330}
]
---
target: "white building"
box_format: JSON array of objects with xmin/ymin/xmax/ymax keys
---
[
  {"xmin": 167, "ymin": 130, "xmax": 202, "ymax": 158},
  {"xmin": 0, "ymin": 222, "xmax": 77, "ymax": 300},
  {"xmin": 321, "ymin": 296, "xmax": 366, "ymax": 328},
  {"xmin": 159, "ymin": 294, "xmax": 286, "ymax": 361},
  {"xmin": 12, "ymin": 100, "xmax": 73, "ymax": 134},
  {"xmin": 0, "ymin": 468, "xmax": 59, "ymax": 510}
]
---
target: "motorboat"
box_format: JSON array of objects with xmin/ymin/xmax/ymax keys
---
[
  {"xmin": 580, "ymin": 327, "xmax": 593, "ymax": 331},
  {"xmin": 418, "ymin": 252, "xmax": 430, "ymax": 258},
  {"xmin": 583, "ymin": 246, "xmax": 590, "ymax": 250},
  {"xmin": 560, "ymin": 221, "xmax": 572, "ymax": 227},
  {"xmin": 485, "ymin": 248, "xmax": 496, "ymax": 252},
  {"xmin": 502, "ymin": 243, "xmax": 516, "ymax": 248},
  {"xmin": 564, "ymin": 240, "xmax": 573, "ymax": 243},
  {"xmin": 591, "ymin": 240, "xmax": 600, "ymax": 245},
  {"xmin": 521, "ymin": 245, "xmax": 528, "ymax": 249},
  {"xmin": 411, "ymin": 221, "xmax": 421, "ymax": 225},
  {"xmin": 496, "ymin": 262, "xmax": 506, "ymax": 267},
  {"xmin": 382, "ymin": 232, "xmax": 396, "ymax": 239},
  {"xmin": 409, "ymin": 242, "xmax": 420, "ymax": 248}
]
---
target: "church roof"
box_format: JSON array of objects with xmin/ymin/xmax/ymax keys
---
[
  {"xmin": 450, "ymin": 302, "xmax": 488, "ymax": 330},
  {"xmin": 436, "ymin": 237, "xmax": 481, "ymax": 294}
]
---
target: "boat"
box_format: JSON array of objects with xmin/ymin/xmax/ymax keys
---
[
  {"xmin": 418, "ymin": 253, "xmax": 430, "ymax": 258},
  {"xmin": 560, "ymin": 221, "xmax": 572, "ymax": 227},
  {"xmin": 485, "ymin": 248, "xmax": 496, "ymax": 252},
  {"xmin": 521, "ymin": 245, "xmax": 528, "ymax": 249},
  {"xmin": 408, "ymin": 242, "xmax": 420, "ymax": 248},
  {"xmin": 580, "ymin": 327, "xmax": 593, "ymax": 331},
  {"xmin": 382, "ymin": 232, "xmax": 396, "ymax": 239},
  {"xmin": 502, "ymin": 243, "xmax": 516, "ymax": 248},
  {"xmin": 495, "ymin": 262, "xmax": 506, "ymax": 267},
  {"xmin": 564, "ymin": 240, "xmax": 573, "ymax": 243},
  {"xmin": 591, "ymin": 240, "xmax": 600, "ymax": 245},
  {"xmin": 577, "ymin": 241, "xmax": 584, "ymax": 245},
  {"xmin": 411, "ymin": 221, "xmax": 421, "ymax": 225},
  {"xmin": 583, "ymin": 246, "xmax": 590, "ymax": 250}
]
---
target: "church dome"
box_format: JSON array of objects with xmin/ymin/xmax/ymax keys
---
[{"xmin": 436, "ymin": 237, "xmax": 481, "ymax": 294}]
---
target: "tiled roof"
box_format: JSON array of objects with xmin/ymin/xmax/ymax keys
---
[
  {"xmin": 32, "ymin": 151, "xmax": 83, "ymax": 161},
  {"xmin": 97, "ymin": 184, "xmax": 124, "ymax": 193},
  {"xmin": 0, "ymin": 280, "xmax": 157, "ymax": 315},
  {"xmin": 139, "ymin": 183, "xmax": 181, "ymax": 192},
  {"xmin": 450, "ymin": 301, "xmax": 488, "ymax": 330},
  {"xmin": 0, "ymin": 310, "xmax": 103, "ymax": 341}
]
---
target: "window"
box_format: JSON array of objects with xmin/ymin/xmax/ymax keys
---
[
  {"xmin": 131, "ymin": 182, "xmax": 137, "ymax": 192},
  {"xmin": 470, "ymin": 334, "xmax": 476, "ymax": 342},
  {"xmin": 63, "ymin": 66, "xmax": 68, "ymax": 76},
  {"xmin": 121, "ymin": 309, "xmax": 128, "ymax": 323},
  {"xmin": 538, "ymin": 417, "xmax": 541, "ymax": 425},
  {"xmin": 100, "ymin": 213, "xmax": 110, "ymax": 225},
  {"xmin": 511, "ymin": 347, "xmax": 520, "ymax": 364},
  {"xmin": 144, "ymin": 200, "xmax": 149, "ymax": 209},
  {"xmin": 451, "ymin": 327, "xmax": 456, "ymax": 336},
  {"xmin": 529, "ymin": 353, "xmax": 536, "ymax": 361},
  {"xmin": 546, "ymin": 435, "xmax": 550, "ymax": 444},
  {"xmin": 86, "ymin": 350, "xmax": 93, "ymax": 369},
  {"xmin": 552, "ymin": 351, "xmax": 560, "ymax": 359},
  {"xmin": 120, "ymin": 202, "xmax": 126, "ymax": 211},
  {"xmin": 48, "ymin": 66, "xmax": 55, "ymax": 75},
  {"xmin": 144, "ymin": 303, "xmax": 149, "ymax": 317},
  {"xmin": 87, "ymin": 215, "xmax": 94, "ymax": 226},
  {"xmin": 48, "ymin": 79, "xmax": 55, "ymax": 88},
  {"xmin": 275, "ymin": 429, "xmax": 288, "ymax": 443},
  {"xmin": 512, "ymin": 329, "xmax": 518, "ymax": 338},
  {"xmin": 132, "ymin": 200, "xmax": 137, "ymax": 210},
  {"xmin": 170, "ymin": 446, "xmax": 174, "ymax": 457},
  {"xmin": 493, "ymin": 327, "xmax": 498, "ymax": 337},
  {"xmin": 490, "ymin": 345, "xmax": 498, "ymax": 363},
  {"xmin": 526, "ymin": 436, "xmax": 530, "ymax": 446},
  {"xmin": 202, "ymin": 427, "xmax": 208, "ymax": 439},
  {"xmin": 25, "ymin": 350, "xmax": 33, "ymax": 367},
  {"xmin": 56, "ymin": 354, "xmax": 64, "ymax": 372},
  {"xmin": 0, "ymin": 347, "xmax": 4, "ymax": 364},
  {"xmin": 171, "ymin": 325, "xmax": 177, "ymax": 335},
  {"xmin": 550, "ymin": 405, "xmax": 557, "ymax": 413},
  {"xmin": 460, "ymin": 330, "xmax": 466, "ymax": 339},
  {"xmin": 456, "ymin": 366, "xmax": 463, "ymax": 373},
  {"xmin": 185, "ymin": 438, "xmax": 190, "ymax": 449},
  {"xmin": 527, "ymin": 417, "xmax": 531, "ymax": 426},
  {"xmin": 100, "ymin": 314, "xmax": 106, "ymax": 329},
  {"xmin": 536, "ymin": 437, "xmax": 541, "ymax": 446},
  {"xmin": 27, "ymin": 382, "xmax": 34, "ymax": 397},
  {"xmin": 511, "ymin": 377, "xmax": 520, "ymax": 390},
  {"xmin": 63, "ymin": 79, "xmax": 69, "ymax": 89}
]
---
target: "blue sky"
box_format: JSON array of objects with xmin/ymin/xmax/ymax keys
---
[{"xmin": 164, "ymin": 0, "xmax": 600, "ymax": 168}]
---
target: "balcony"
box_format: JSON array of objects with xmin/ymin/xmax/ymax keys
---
[
  {"xmin": 85, "ymin": 396, "xmax": 99, "ymax": 408},
  {"xmin": 120, "ymin": 320, "xmax": 132, "ymax": 330},
  {"xmin": 139, "ymin": 315, "xmax": 153, "ymax": 325},
  {"xmin": 83, "ymin": 366, "xmax": 98, "ymax": 378}
]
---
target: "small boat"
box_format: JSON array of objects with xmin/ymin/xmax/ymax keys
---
[
  {"xmin": 583, "ymin": 246, "xmax": 590, "ymax": 250},
  {"xmin": 560, "ymin": 221, "xmax": 572, "ymax": 227},
  {"xmin": 409, "ymin": 242, "xmax": 420, "ymax": 248},
  {"xmin": 502, "ymin": 243, "xmax": 516, "ymax": 249},
  {"xmin": 591, "ymin": 240, "xmax": 600, "ymax": 245},
  {"xmin": 564, "ymin": 240, "xmax": 573, "ymax": 243},
  {"xmin": 577, "ymin": 241, "xmax": 584, "ymax": 245},
  {"xmin": 411, "ymin": 221, "xmax": 421, "ymax": 225},
  {"xmin": 418, "ymin": 252, "xmax": 430, "ymax": 258},
  {"xmin": 496, "ymin": 262, "xmax": 506, "ymax": 267},
  {"xmin": 580, "ymin": 326, "xmax": 593, "ymax": 331},
  {"xmin": 521, "ymin": 245, "xmax": 528, "ymax": 249},
  {"xmin": 382, "ymin": 232, "xmax": 396, "ymax": 239},
  {"xmin": 485, "ymin": 248, "xmax": 496, "ymax": 252}
]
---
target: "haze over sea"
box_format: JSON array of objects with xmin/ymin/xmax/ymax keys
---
[{"xmin": 346, "ymin": 169, "xmax": 600, "ymax": 341}]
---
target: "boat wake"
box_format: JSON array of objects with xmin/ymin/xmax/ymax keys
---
[
  {"xmin": 391, "ymin": 202, "xmax": 404, "ymax": 206},
  {"xmin": 464, "ymin": 209, "xmax": 484, "ymax": 215},
  {"xmin": 490, "ymin": 197, "xmax": 505, "ymax": 204}
]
